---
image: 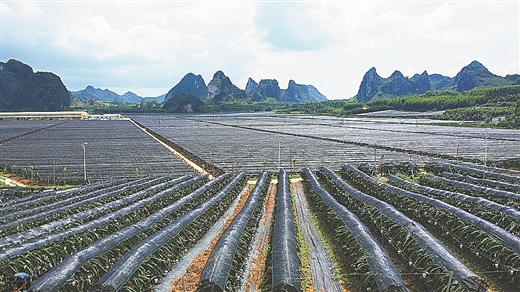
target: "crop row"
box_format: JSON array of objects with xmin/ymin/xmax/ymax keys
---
[
  {"xmin": 1, "ymin": 158, "xmax": 519, "ymax": 291},
  {"xmin": 0, "ymin": 120, "xmax": 198, "ymax": 182},
  {"xmin": 339, "ymin": 163, "xmax": 520, "ymax": 289},
  {"xmin": 0, "ymin": 175, "xmax": 211, "ymax": 288}
]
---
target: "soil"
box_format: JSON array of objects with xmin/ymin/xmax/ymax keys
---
[
  {"xmin": 241, "ymin": 180, "xmax": 277, "ymax": 291},
  {"xmin": 129, "ymin": 119, "xmax": 213, "ymax": 179},
  {"xmin": 0, "ymin": 172, "xmax": 30, "ymax": 187},
  {"xmin": 168, "ymin": 183, "xmax": 253, "ymax": 291}
]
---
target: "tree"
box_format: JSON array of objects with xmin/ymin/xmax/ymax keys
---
[{"xmin": 162, "ymin": 93, "xmax": 203, "ymax": 113}]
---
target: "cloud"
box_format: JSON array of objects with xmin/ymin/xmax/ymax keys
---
[
  {"xmin": 1, "ymin": 1, "xmax": 518, "ymax": 99},
  {"xmin": 254, "ymin": 2, "xmax": 335, "ymax": 51}
]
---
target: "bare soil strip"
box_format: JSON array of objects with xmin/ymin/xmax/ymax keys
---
[
  {"xmin": 240, "ymin": 179, "xmax": 277, "ymax": 291},
  {"xmin": 129, "ymin": 118, "xmax": 212, "ymax": 178},
  {"xmin": 154, "ymin": 183, "xmax": 252, "ymax": 292},
  {"xmin": 0, "ymin": 174, "xmax": 27, "ymax": 187},
  {"xmin": 292, "ymin": 179, "xmax": 343, "ymax": 292}
]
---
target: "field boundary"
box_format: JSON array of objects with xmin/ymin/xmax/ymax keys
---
[{"xmin": 128, "ymin": 118, "xmax": 212, "ymax": 179}]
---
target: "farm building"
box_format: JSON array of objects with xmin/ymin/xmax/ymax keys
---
[{"xmin": 0, "ymin": 111, "xmax": 88, "ymax": 120}]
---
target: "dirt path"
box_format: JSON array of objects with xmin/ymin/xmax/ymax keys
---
[
  {"xmin": 240, "ymin": 179, "xmax": 277, "ymax": 291},
  {"xmin": 292, "ymin": 180, "xmax": 343, "ymax": 292},
  {"xmin": 129, "ymin": 118, "xmax": 212, "ymax": 179},
  {"xmin": 154, "ymin": 183, "xmax": 252, "ymax": 292},
  {"xmin": 0, "ymin": 174, "xmax": 27, "ymax": 187}
]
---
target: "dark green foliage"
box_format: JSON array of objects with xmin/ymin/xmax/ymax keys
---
[
  {"xmin": 282, "ymin": 80, "xmax": 327, "ymax": 103},
  {"xmin": 164, "ymin": 73, "xmax": 208, "ymax": 101},
  {"xmin": 0, "ymin": 59, "xmax": 70, "ymax": 112},
  {"xmin": 11, "ymin": 72, "xmax": 71, "ymax": 111},
  {"xmin": 163, "ymin": 93, "xmax": 203, "ymax": 113},
  {"xmin": 280, "ymin": 85, "xmax": 520, "ymax": 128}
]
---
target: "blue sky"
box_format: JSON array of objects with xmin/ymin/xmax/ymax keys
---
[{"xmin": 1, "ymin": 0, "xmax": 519, "ymax": 99}]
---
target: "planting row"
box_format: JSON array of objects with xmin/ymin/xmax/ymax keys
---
[
  {"xmin": 1, "ymin": 159, "xmax": 519, "ymax": 291},
  {"xmin": 0, "ymin": 120, "xmax": 198, "ymax": 182}
]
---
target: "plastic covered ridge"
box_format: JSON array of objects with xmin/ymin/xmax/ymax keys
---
[
  {"xmin": 27, "ymin": 174, "xmax": 222, "ymax": 292},
  {"xmin": 304, "ymin": 168, "xmax": 409, "ymax": 292},
  {"xmin": 272, "ymin": 169, "xmax": 301, "ymax": 292},
  {"xmin": 197, "ymin": 171, "xmax": 269, "ymax": 291},
  {"xmin": 321, "ymin": 166, "xmax": 482, "ymax": 291},
  {"xmin": 388, "ymin": 175, "xmax": 520, "ymax": 223}
]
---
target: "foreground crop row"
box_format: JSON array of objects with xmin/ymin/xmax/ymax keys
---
[{"xmin": 0, "ymin": 161, "xmax": 519, "ymax": 291}]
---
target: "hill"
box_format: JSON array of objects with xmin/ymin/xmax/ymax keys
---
[
  {"xmin": 165, "ymin": 70, "xmax": 327, "ymax": 107},
  {"xmin": 0, "ymin": 59, "xmax": 70, "ymax": 111},
  {"xmin": 71, "ymin": 86, "xmax": 165, "ymax": 104},
  {"xmin": 163, "ymin": 73, "xmax": 207, "ymax": 103},
  {"xmin": 356, "ymin": 61, "xmax": 520, "ymax": 102}
]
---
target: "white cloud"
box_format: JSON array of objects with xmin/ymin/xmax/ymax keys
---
[{"xmin": 1, "ymin": 1, "xmax": 518, "ymax": 99}]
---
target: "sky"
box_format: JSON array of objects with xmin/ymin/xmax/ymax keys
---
[{"xmin": 1, "ymin": 0, "xmax": 519, "ymax": 100}]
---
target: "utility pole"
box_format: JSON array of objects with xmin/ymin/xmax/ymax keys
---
[
  {"xmin": 278, "ymin": 139, "xmax": 281, "ymax": 170},
  {"xmin": 82, "ymin": 143, "xmax": 88, "ymax": 184}
]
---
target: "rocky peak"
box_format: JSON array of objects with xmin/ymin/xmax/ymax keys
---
[
  {"xmin": 390, "ymin": 70, "xmax": 404, "ymax": 79},
  {"xmin": 452, "ymin": 60, "xmax": 498, "ymax": 92},
  {"xmin": 258, "ymin": 79, "xmax": 281, "ymax": 100},
  {"xmin": 245, "ymin": 77, "xmax": 258, "ymax": 96},
  {"xmin": 411, "ymin": 71, "xmax": 431, "ymax": 93},
  {"xmin": 213, "ymin": 70, "xmax": 226, "ymax": 80},
  {"xmin": 464, "ymin": 60, "xmax": 486, "ymax": 71},
  {"xmin": 3, "ymin": 59, "xmax": 34, "ymax": 83},
  {"xmin": 356, "ymin": 67, "xmax": 382, "ymax": 102},
  {"xmin": 164, "ymin": 73, "xmax": 207, "ymax": 102},
  {"xmin": 207, "ymin": 71, "xmax": 247, "ymax": 101},
  {"xmin": 282, "ymin": 80, "xmax": 327, "ymax": 102}
]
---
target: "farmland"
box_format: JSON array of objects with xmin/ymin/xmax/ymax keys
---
[
  {"xmin": 0, "ymin": 120, "xmax": 198, "ymax": 183},
  {"xmin": 0, "ymin": 113, "xmax": 519, "ymax": 291}
]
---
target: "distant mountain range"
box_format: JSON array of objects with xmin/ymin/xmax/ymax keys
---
[
  {"xmin": 69, "ymin": 70, "xmax": 327, "ymax": 105},
  {"xmin": 2, "ymin": 58, "xmax": 519, "ymax": 112},
  {"xmin": 356, "ymin": 60, "xmax": 520, "ymax": 102},
  {"xmin": 70, "ymin": 86, "xmax": 165, "ymax": 104}
]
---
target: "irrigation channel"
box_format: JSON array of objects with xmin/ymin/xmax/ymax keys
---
[{"xmin": 0, "ymin": 113, "xmax": 519, "ymax": 291}]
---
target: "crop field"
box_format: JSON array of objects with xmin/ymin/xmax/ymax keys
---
[
  {"xmin": 0, "ymin": 119, "xmax": 65, "ymax": 142},
  {"xmin": 132, "ymin": 114, "xmax": 519, "ymax": 173},
  {"xmin": 0, "ymin": 120, "xmax": 198, "ymax": 182},
  {"xmin": 0, "ymin": 113, "xmax": 519, "ymax": 291},
  {"xmin": 1, "ymin": 161, "xmax": 519, "ymax": 291}
]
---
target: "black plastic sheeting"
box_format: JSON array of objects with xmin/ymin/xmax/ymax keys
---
[
  {"xmin": 304, "ymin": 168, "xmax": 409, "ymax": 292},
  {"xmin": 0, "ymin": 177, "xmax": 149, "ymax": 221},
  {"xmin": 28, "ymin": 173, "xmax": 222, "ymax": 292},
  {"xmin": 453, "ymin": 161, "xmax": 520, "ymax": 177},
  {"xmin": 321, "ymin": 166, "xmax": 482, "ymax": 291},
  {"xmin": 0, "ymin": 178, "xmax": 127, "ymax": 211},
  {"xmin": 272, "ymin": 169, "xmax": 301, "ymax": 292},
  {"xmin": 92, "ymin": 172, "xmax": 246, "ymax": 292},
  {"xmin": 0, "ymin": 176, "xmax": 168, "ymax": 230},
  {"xmin": 388, "ymin": 175, "xmax": 520, "ymax": 223},
  {"xmin": 346, "ymin": 165, "xmax": 520, "ymax": 257},
  {"xmin": 197, "ymin": 171, "xmax": 268, "ymax": 291},
  {"xmin": 427, "ymin": 161, "xmax": 520, "ymax": 184},
  {"xmin": 421, "ymin": 173, "xmax": 520, "ymax": 201},
  {"xmin": 440, "ymin": 172, "xmax": 520, "ymax": 194},
  {"xmin": 0, "ymin": 175, "xmax": 203, "ymax": 264},
  {"xmin": 0, "ymin": 176, "xmax": 191, "ymax": 248}
]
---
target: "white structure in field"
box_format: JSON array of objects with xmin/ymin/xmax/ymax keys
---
[
  {"xmin": 0, "ymin": 111, "xmax": 89, "ymax": 120},
  {"xmin": 0, "ymin": 112, "xmax": 123, "ymax": 120}
]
